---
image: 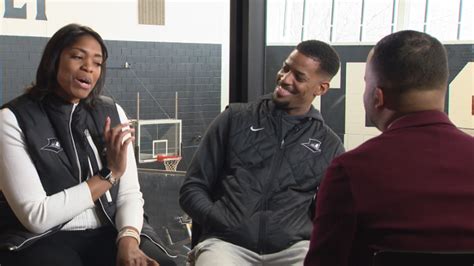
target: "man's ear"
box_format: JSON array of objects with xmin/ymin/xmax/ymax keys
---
[
  {"xmin": 314, "ymin": 82, "xmax": 330, "ymax": 96},
  {"xmin": 374, "ymin": 87, "xmax": 384, "ymax": 109}
]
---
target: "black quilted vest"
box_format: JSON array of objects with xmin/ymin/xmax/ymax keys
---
[
  {"xmin": 0, "ymin": 93, "xmax": 120, "ymax": 250},
  {"xmin": 0, "ymin": 93, "xmax": 176, "ymax": 257}
]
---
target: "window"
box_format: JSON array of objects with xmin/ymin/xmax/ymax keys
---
[
  {"xmin": 266, "ymin": 0, "xmax": 473, "ymax": 44},
  {"xmin": 426, "ymin": 0, "xmax": 459, "ymax": 41},
  {"xmin": 362, "ymin": 0, "xmax": 395, "ymax": 42},
  {"xmin": 333, "ymin": 0, "xmax": 363, "ymax": 42},
  {"xmin": 460, "ymin": 0, "xmax": 474, "ymax": 40},
  {"xmin": 402, "ymin": 0, "xmax": 426, "ymax": 33},
  {"xmin": 303, "ymin": 0, "xmax": 333, "ymax": 42},
  {"xmin": 266, "ymin": 0, "xmax": 305, "ymax": 44}
]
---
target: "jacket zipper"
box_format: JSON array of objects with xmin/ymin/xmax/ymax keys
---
[
  {"xmin": 98, "ymin": 197, "xmax": 115, "ymax": 225},
  {"xmin": 257, "ymin": 121, "xmax": 305, "ymax": 254},
  {"xmin": 257, "ymin": 136, "xmax": 287, "ymax": 254},
  {"xmin": 140, "ymin": 233, "xmax": 177, "ymax": 258},
  {"xmin": 85, "ymin": 129, "xmax": 112, "ymax": 202},
  {"xmin": 83, "ymin": 118, "xmax": 171, "ymax": 258},
  {"xmin": 7, "ymin": 229, "xmax": 52, "ymax": 251},
  {"xmin": 69, "ymin": 104, "xmax": 81, "ymax": 182},
  {"xmin": 89, "ymin": 132, "xmax": 172, "ymax": 257},
  {"xmin": 84, "ymin": 129, "xmax": 103, "ymax": 169},
  {"xmin": 97, "ymin": 197, "xmax": 175, "ymax": 258}
]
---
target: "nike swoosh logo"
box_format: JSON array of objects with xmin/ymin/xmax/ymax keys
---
[{"xmin": 250, "ymin": 126, "xmax": 264, "ymax": 132}]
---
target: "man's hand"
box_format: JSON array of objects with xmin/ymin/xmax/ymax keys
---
[{"xmin": 116, "ymin": 237, "xmax": 159, "ymax": 266}]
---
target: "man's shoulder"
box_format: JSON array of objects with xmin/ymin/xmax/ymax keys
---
[
  {"xmin": 227, "ymin": 102, "xmax": 251, "ymax": 112},
  {"xmin": 320, "ymin": 123, "xmax": 341, "ymax": 140},
  {"xmin": 449, "ymin": 127, "xmax": 474, "ymax": 142},
  {"xmin": 227, "ymin": 97, "xmax": 271, "ymax": 116}
]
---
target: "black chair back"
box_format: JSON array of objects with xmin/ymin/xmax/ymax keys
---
[{"xmin": 373, "ymin": 250, "xmax": 474, "ymax": 266}]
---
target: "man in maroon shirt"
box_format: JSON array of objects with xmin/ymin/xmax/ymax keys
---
[{"xmin": 304, "ymin": 30, "xmax": 474, "ymax": 266}]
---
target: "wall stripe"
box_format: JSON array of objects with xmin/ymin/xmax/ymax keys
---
[{"xmin": 139, "ymin": 0, "xmax": 165, "ymax": 25}]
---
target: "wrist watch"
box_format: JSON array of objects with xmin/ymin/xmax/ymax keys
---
[{"xmin": 99, "ymin": 167, "xmax": 117, "ymax": 185}]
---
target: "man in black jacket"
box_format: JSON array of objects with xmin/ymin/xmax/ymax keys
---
[{"xmin": 179, "ymin": 40, "xmax": 344, "ymax": 265}]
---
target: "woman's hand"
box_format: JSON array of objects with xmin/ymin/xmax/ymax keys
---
[
  {"xmin": 103, "ymin": 116, "xmax": 135, "ymax": 179},
  {"xmin": 116, "ymin": 237, "xmax": 159, "ymax": 266},
  {"xmin": 86, "ymin": 117, "xmax": 135, "ymax": 201}
]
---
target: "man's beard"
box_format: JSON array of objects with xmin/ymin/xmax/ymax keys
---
[{"xmin": 271, "ymin": 92, "xmax": 290, "ymax": 110}]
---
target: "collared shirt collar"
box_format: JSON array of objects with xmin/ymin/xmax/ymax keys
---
[{"xmin": 386, "ymin": 110, "xmax": 454, "ymax": 131}]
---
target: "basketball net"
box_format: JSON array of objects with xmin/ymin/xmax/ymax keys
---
[{"xmin": 157, "ymin": 155, "xmax": 182, "ymax": 171}]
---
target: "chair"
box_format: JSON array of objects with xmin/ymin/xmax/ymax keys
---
[{"xmin": 373, "ymin": 250, "xmax": 474, "ymax": 266}]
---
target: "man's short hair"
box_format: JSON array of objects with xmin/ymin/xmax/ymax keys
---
[
  {"xmin": 296, "ymin": 40, "xmax": 340, "ymax": 78},
  {"xmin": 371, "ymin": 30, "xmax": 448, "ymax": 94}
]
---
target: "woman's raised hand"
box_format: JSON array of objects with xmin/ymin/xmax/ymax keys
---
[{"xmin": 103, "ymin": 116, "xmax": 135, "ymax": 179}]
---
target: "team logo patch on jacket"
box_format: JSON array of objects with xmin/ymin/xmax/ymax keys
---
[
  {"xmin": 41, "ymin": 138, "xmax": 63, "ymax": 153},
  {"xmin": 301, "ymin": 138, "xmax": 322, "ymax": 153}
]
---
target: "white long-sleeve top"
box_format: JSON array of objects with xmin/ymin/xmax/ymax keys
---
[{"xmin": 0, "ymin": 104, "xmax": 144, "ymax": 234}]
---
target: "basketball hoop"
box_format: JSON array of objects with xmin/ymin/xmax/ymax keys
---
[{"xmin": 156, "ymin": 155, "xmax": 182, "ymax": 171}]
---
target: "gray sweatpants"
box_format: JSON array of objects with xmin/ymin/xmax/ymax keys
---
[{"xmin": 187, "ymin": 238, "xmax": 309, "ymax": 266}]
